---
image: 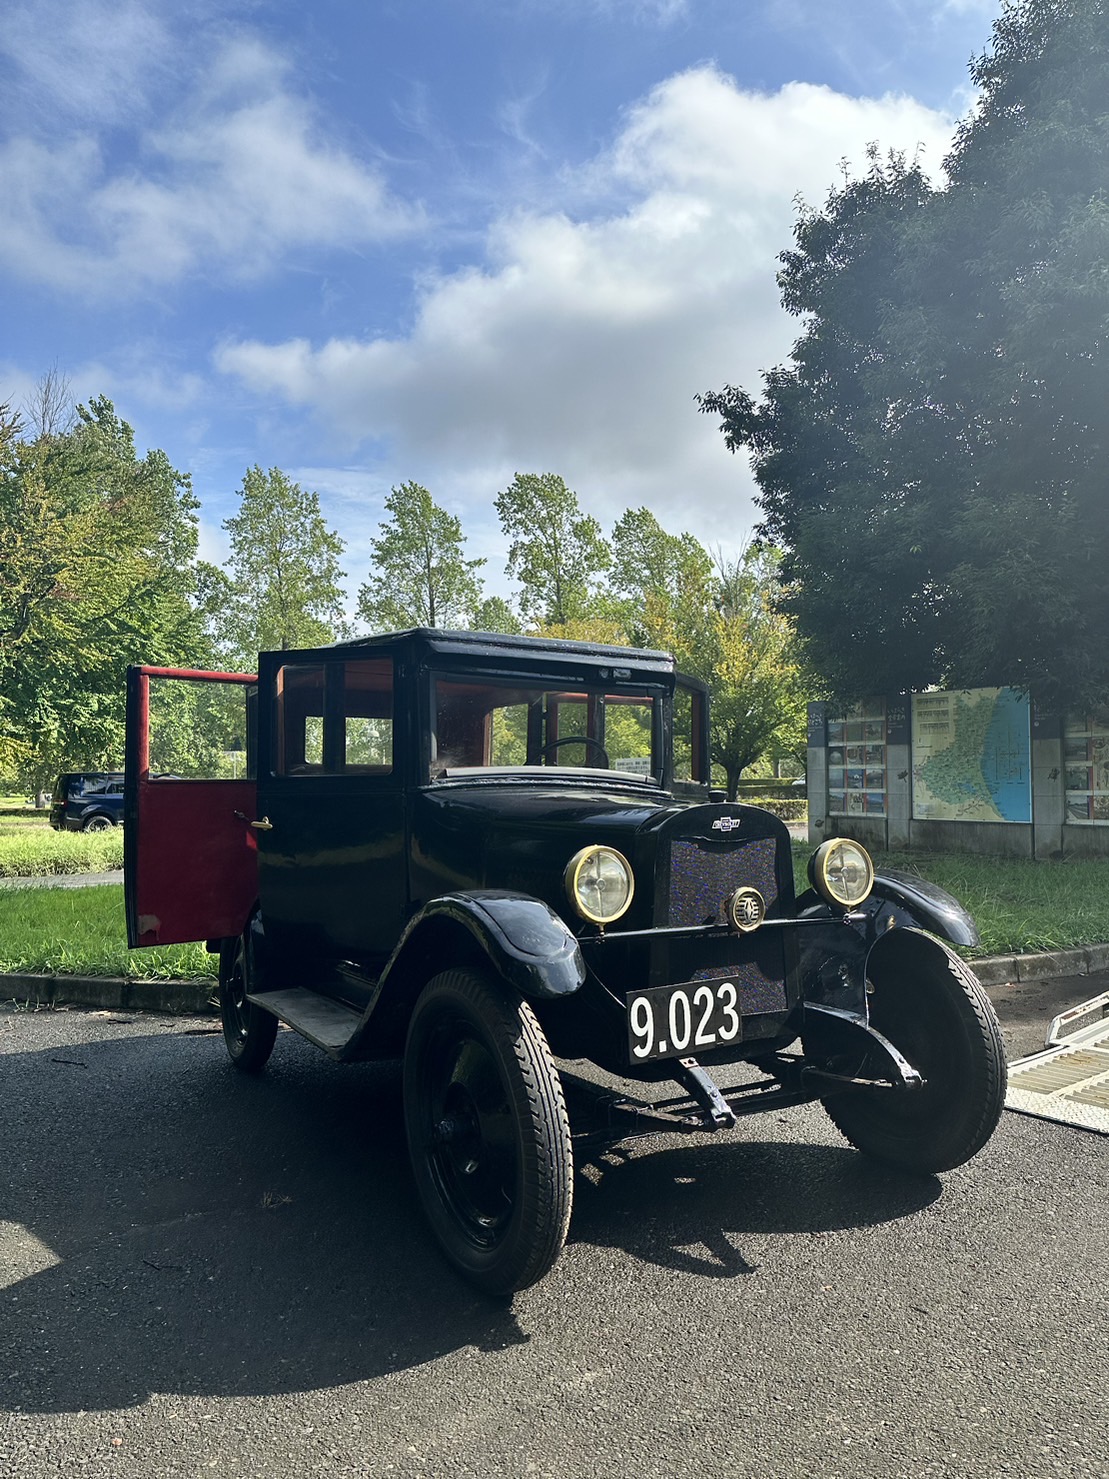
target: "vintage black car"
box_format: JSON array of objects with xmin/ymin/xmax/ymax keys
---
[{"xmin": 125, "ymin": 631, "xmax": 1006, "ymax": 1294}]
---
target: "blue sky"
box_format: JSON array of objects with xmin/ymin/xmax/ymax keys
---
[{"xmin": 0, "ymin": 0, "xmax": 1001, "ymax": 607}]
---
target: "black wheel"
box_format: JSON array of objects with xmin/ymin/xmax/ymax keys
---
[
  {"xmin": 817, "ymin": 941, "xmax": 1006, "ymax": 1174},
  {"xmin": 218, "ymin": 932, "xmax": 279, "ymax": 1074},
  {"xmin": 542, "ymin": 735, "xmax": 609, "ymax": 767},
  {"xmin": 82, "ymin": 812, "xmax": 114, "ymax": 832},
  {"xmin": 403, "ymin": 969, "xmax": 573, "ymax": 1295}
]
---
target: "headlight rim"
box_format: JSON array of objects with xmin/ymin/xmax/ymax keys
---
[
  {"xmin": 564, "ymin": 843, "xmax": 635, "ymax": 925},
  {"xmin": 809, "ymin": 837, "xmax": 875, "ymax": 908}
]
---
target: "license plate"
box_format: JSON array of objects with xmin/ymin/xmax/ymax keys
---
[{"xmin": 626, "ymin": 979, "xmax": 743, "ymax": 1064}]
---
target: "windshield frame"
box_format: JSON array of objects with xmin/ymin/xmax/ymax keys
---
[{"xmin": 426, "ymin": 668, "xmax": 669, "ymax": 786}]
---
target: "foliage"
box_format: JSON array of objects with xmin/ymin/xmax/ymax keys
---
[
  {"xmin": 495, "ymin": 473, "xmax": 612, "ymax": 626},
  {"xmin": 220, "ymin": 466, "xmax": 348, "ymax": 662},
  {"xmin": 358, "ymin": 481, "xmax": 485, "ymax": 632},
  {"xmin": 0, "ymin": 396, "xmax": 209, "ymax": 791},
  {"xmin": 605, "ymin": 515, "xmax": 809, "ymax": 796},
  {"xmin": 0, "ymin": 825, "xmax": 123, "ymax": 878},
  {"xmin": 608, "ymin": 508, "xmax": 715, "ymax": 667},
  {"xmin": 473, "ymin": 596, "xmax": 522, "ymax": 635},
  {"xmin": 701, "ymin": 0, "xmax": 1109, "ymax": 710}
]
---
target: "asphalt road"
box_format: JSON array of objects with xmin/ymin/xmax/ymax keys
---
[{"xmin": 1, "ymin": 994, "xmax": 1106, "ymax": 1479}]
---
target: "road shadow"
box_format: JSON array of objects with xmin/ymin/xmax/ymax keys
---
[
  {"xmin": 2, "ymin": 1025, "xmax": 941, "ymax": 1413},
  {"xmin": 569, "ymin": 1133, "xmax": 941, "ymax": 1279},
  {"xmin": 0, "ymin": 1027, "xmax": 527, "ymax": 1414}
]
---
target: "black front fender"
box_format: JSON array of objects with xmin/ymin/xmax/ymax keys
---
[
  {"xmin": 862, "ymin": 869, "xmax": 979, "ymax": 948},
  {"xmin": 384, "ymin": 890, "xmax": 586, "ymax": 1003}
]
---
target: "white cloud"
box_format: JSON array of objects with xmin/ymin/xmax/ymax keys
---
[
  {"xmin": 217, "ymin": 67, "xmax": 956, "ymax": 557},
  {"xmin": 0, "ymin": 23, "xmax": 421, "ymax": 294}
]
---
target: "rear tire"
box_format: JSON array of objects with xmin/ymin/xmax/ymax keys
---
[
  {"xmin": 219, "ymin": 931, "xmax": 279, "ymax": 1074},
  {"xmin": 404, "ymin": 969, "xmax": 573, "ymax": 1295},
  {"xmin": 82, "ymin": 813, "xmax": 113, "ymax": 832},
  {"xmin": 818, "ymin": 944, "xmax": 1006, "ymax": 1174}
]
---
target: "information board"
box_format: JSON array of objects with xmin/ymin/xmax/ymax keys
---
[{"xmin": 911, "ymin": 688, "xmax": 1031, "ymax": 823}]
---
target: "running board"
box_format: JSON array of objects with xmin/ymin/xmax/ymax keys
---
[{"xmin": 248, "ymin": 988, "xmax": 363, "ymax": 1059}]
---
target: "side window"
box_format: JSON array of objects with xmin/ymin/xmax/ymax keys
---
[
  {"xmin": 343, "ymin": 660, "xmax": 393, "ymax": 773},
  {"xmin": 146, "ymin": 675, "xmax": 254, "ymax": 779},
  {"xmin": 277, "ymin": 665, "xmax": 326, "ymax": 774},
  {"xmin": 276, "ymin": 660, "xmax": 393, "ymax": 776}
]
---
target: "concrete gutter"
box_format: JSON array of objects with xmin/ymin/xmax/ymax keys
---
[
  {"xmin": 0, "ymin": 972, "xmax": 216, "ymax": 1015},
  {"xmin": 4, "ymin": 944, "xmax": 1109, "ymax": 1016}
]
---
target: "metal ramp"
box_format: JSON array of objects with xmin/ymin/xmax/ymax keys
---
[{"xmin": 1006, "ymin": 991, "xmax": 1109, "ymax": 1134}]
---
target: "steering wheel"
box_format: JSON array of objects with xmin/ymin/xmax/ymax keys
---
[{"xmin": 542, "ymin": 735, "xmax": 610, "ymax": 768}]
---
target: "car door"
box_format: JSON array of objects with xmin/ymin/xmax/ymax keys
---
[
  {"xmin": 253, "ymin": 651, "xmax": 408, "ymax": 995},
  {"xmin": 125, "ymin": 667, "xmax": 259, "ymax": 948}
]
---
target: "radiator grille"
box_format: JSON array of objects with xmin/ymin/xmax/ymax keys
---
[
  {"xmin": 665, "ymin": 834, "xmax": 787, "ymax": 1014},
  {"xmin": 668, "ymin": 835, "xmax": 780, "ymax": 926}
]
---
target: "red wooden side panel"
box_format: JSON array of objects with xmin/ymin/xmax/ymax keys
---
[
  {"xmin": 125, "ymin": 665, "xmax": 260, "ymax": 949},
  {"xmin": 131, "ymin": 777, "xmax": 259, "ymax": 946}
]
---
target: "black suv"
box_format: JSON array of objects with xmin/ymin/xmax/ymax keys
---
[
  {"xmin": 125, "ymin": 631, "xmax": 1006, "ymax": 1294},
  {"xmin": 50, "ymin": 772, "xmax": 125, "ymax": 832}
]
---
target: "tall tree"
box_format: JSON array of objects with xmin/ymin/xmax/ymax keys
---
[
  {"xmin": 357, "ymin": 481, "xmax": 485, "ymax": 632},
  {"xmin": 0, "ymin": 396, "xmax": 207, "ymax": 788},
  {"xmin": 221, "ymin": 466, "xmax": 347, "ymax": 662},
  {"xmin": 609, "ymin": 511, "xmax": 809, "ymax": 796},
  {"xmin": 704, "ymin": 547, "xmax": 810, "ymax": 799},
  {"xmin": 609, "ymin": 508, "xmax": 715, "ymax": 665},
  {"xmin": 495, "ymin": 473, "xmax": 611, "ymax": 627},
  {"xmin": 701, "ymin": 0, "xmax": 1109, "ymax": 710}
]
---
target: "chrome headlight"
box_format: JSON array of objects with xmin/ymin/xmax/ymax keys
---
[
  {"xmin": 564, "ymin": 845, "xmax": 635, "ymax": 925},
  {"xmin": 809, "ymin": 838, "xmax": 875, "ymax": 908}
]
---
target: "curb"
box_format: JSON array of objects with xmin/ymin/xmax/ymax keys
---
[
  {"xmin": 4, "ymin": 945, "xmax": 1109, "ymax": 1017},
  {"xmin": 966, "ymin": 943, "xmax": 1109, "ymax": 987},
  {"xmin": 0, "ymin": 972, "xmax": 216, "ymax": 1015}
]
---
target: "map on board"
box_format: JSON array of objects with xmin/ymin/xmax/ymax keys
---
[{"xmin": 911, "ymin": 688, "xmax": 1032, "ymax": 823}]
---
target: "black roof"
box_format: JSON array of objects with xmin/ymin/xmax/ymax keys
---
[{"xmin": 326, "ymin": 627, "xmax": 675, "ymax": 673}]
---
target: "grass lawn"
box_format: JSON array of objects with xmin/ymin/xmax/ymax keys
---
[
  {"xmin": 0, "ymin": 884, "xmax": 214, "ymax": 980},
  {"xmin": 0, "ymin": 802, "xmax": 123, "ymax": 876},
  {"xmin": 0, "ymin": 844, "xmax": 1106, "ymax": 984},
  {"xmin": 791, "ymin": 845, "xmax": 1109, "ymax": 958}
]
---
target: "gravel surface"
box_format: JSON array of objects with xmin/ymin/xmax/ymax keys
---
[{"xmin": 1, "ymin": 991, "xmax": 1106, "ymax": 1479}]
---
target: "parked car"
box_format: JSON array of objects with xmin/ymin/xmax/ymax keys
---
[
  {"xmin": 50, "ymin": 772, "xmax": 125, "ymax": 832},
  {"xmin": 125, "ymin": 631, "xmax": 1006, "ymax": 1294}
]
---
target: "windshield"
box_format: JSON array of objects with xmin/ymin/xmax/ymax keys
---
[{"xmin": 432, "ymin": 676, "xmax": 660, "ymax": 782}]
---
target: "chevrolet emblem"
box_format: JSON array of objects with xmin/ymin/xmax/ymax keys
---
[{"xmin": 711, "ymin": 816, "xmax": 742, "ymax": 833}]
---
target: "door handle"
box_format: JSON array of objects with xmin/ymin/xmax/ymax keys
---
[{"xmin": 250, "ymin": 816, "xmax": 274, "ymax": 831}]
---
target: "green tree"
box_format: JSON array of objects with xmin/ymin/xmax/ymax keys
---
[
  {"xmin": 221, "ymin": 466, "xmax": 347, "ymax": 662},
  {"xmin": 0, "ymin": 396, "xmax": 208, "ymax": 789},
  {"xmin": 609, "ymin": 508, "xmax": 715, "ymax": 666},
  {"xmin": 704, "ymin": 547, "xmax": 810, "ymax": 799},
  {"xmin": 701, "ymin": 0, "xmax": 1109, "ymax": 710},
  {"xmin": 495, "ymin": 473, "xmax": 611, "ymax": 627},
  {"xmin": 608, "ymin": 511, "xmax": 809, "ymax": 796},
  {"xmin": 473, "ymin": 596, "xmax": 523, "ymax": 635},
  {"xmin": 357, "ymin": 481, "xmax": 485, "ymax": 632}
]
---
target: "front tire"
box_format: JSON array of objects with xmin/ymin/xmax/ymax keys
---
[
  {"xmin": 404, "ymin": 969, "xmax": 573, "ymax": 1295},
  {"xmin": 818, "ymin": 940, "xmax": 1006, "ymax": 1174},
  {"xmin": 218, "ymin": 931, "xmax": 279, "ymax": 1074}
]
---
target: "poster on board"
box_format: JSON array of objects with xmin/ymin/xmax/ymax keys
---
[{"xmin": 911, "ymin": 688, "xmax": 1032, "ymax": 823}]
